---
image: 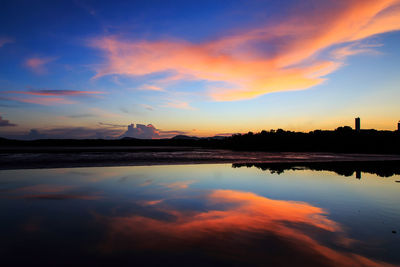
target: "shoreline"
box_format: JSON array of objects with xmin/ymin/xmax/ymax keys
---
[{"xmin": 2, "ymin": 149, "xmax": 400, "ymax": 174}]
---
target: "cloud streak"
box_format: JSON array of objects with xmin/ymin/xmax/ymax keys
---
[
  {"xmin": 162, "ymin": 100, "xmax": 195, "ymax": 110},
  {"xmin": 0, "ymin": 115, "xmax": 17, "ymax": 127},
  {"xmin": 139, "ymin": 84, "xmax": 165, "ymax": 92},
  {"xmin": 20, "ymin": 127, "xmax": 123, "ymax": 139},
  {"xmin": 9, "ymin": 89, "xmax": 104, "ymax": 96},
  {"xmin": 2, "ymin": 90, "xmax": 104, "ymax": 106},
  {"xmin": 6, "ymin": 96, "xmax": 76, "ymax": 105},
  {"xmin": 91, "ymin": 0, "xmax": 400, "ymax": 101}
]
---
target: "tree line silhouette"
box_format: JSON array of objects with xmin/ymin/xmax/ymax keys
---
[{"xmin": 232, "ymin": 161, "xmax": 400, "ymax": 178}]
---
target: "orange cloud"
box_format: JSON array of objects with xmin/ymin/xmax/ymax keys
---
[
  {"xmin": 160, "ymin": 180, "xmax": 195, "ymax": 189},
  {"xmin": 24, "ymin": 56, "xmax": 56, "ymax": 74},
  {"xmin": 91, "ymin": 0, "xmax": 400, "ymax": 101},
  {"xmin": 141, "ymin": 199, "xmax": 164, "ymax": 206},
  {"xmin": 100, "ymin": 189, "xmax": 394, "ymax": 266}
]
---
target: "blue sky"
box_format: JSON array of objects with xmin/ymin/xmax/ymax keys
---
[{"xmin": 1, "ymin": 0, "xmax": 400, "ymax": 139}]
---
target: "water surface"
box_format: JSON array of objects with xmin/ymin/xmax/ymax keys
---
[{"xmin": 0, "ymin": 164, "xmax": 399, "ymax": 266}]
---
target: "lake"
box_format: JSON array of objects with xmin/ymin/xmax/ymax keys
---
[{"xmin": 1, "ymin": 164, "xmax": 399, "ymax": 266}]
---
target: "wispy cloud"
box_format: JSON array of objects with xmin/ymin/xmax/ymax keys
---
[
  {"xmin": 0, "ymin": 37, "xmax": 14, "ymax": 48},
  {"xmin": 74, "ymin": 0, "xmax": 97, "ymax": 16},
  {"xmin": 9, "ymin": 89, "xmax": 104, "ymax": 96},
  {"xmin": 90, "ymin": 0, "xmax": 400, "ymax": 101},
  {"xmin": 89, "ymin": 107, "xmax": 121, "ymax": 118},
  {"xmin": 160, "ymin": 180, "xmax": 195, "ymax": 190},
  {"xmin": 158, "ymin": 130, "xmax": 187, "ymax": 137},
  {"xmin": 331, "ymin": 43, "xmax": 383, "ymax": 60},
  {"xmin": 24, "ymin": 56, "xmax": 57, "ymax": 74},
  {"xmin": 16, "ymin": 127, "xmax": 124, "ymax": 139},
  {"xmin": 162, "ymin": 100, "xmax": 195, "ymax": 110},
  {"xmin": 6, "ymin": 96, "xmax": 76, "ymax": 105},
  {"xmin": 66, "ymin": 113, "xmax": 96, "ymax": 119},
  {"xmin": 139, "ymin": 84, "xmax": 165, "ymax": 92},
  {"xmin": 141, "ymin": 104, "xmax": 154, "ymax": 111},
  {"xmin": 98, "ymin": 122, "xmax": 126, "ymax": 128},
  {"xmin": 65, "ymin": 108, "xmax": 122, "ymax": 119},
  {"xmin": 140, "ymin": 199, "xmax": 164, "ymax": 206},
  {"xmin": 2, "ymin": 90, "xmax": 105, "ymax": 106}
]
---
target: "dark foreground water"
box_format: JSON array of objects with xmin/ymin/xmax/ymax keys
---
[{"xmin": 0, "ymin": 164, "xmax": 399, "ymax": 266}]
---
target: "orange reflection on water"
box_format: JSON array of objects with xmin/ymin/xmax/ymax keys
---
[{"xmin": 101, "ymin": 189, "xmax": 393, "ymax": 266}]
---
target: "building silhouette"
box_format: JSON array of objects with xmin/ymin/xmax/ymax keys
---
[
  {"xmin": 355, "ymin": 117, "xmax": 360, "ymax": 131},
  {"xmin": 398, "ymin": 121, "xmax": 400, "ymax": 132}
]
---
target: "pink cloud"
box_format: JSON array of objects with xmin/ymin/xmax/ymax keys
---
[
  {"xmin": 90, "ymin": 0, "xmax": 400, "ymax": 101},
  {"xmin": 2, "ymin": 90, "xmax": 104, "ymax": 106},
  {"xmin": 139, "ymin": 84, "xmax": 165, "ymax": 91},
  {"xmin": 24, "ymin": 57, "xmax": 56, "ymax": 74},
  {"xmin": 8, "ymin": 96, "xmax": 76, "ymax": 105}
]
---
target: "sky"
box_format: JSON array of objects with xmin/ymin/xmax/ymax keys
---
[{"xmin": 0, "ymin": 0, "xmax": 400, "ymax": 139}]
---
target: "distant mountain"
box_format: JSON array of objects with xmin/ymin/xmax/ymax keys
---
[
  {"xmin": 171, "ymin": 135, "xmax": 201, "ymax": 140},
  {"xmin": 120, "ymin": 137, "xmax": 138, "ymax": 140}
]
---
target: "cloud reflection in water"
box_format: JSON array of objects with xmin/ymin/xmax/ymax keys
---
[{"xmin": 100, "ymin": 189, "xmax": 393, "ymax": 267}]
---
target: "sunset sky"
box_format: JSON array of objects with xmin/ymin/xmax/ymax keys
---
[{"xmin": 1, "ymin": 0, "xmax": 400, "ymax": 139}]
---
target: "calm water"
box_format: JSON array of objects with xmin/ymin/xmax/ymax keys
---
[{"xmin": 0, "ymin": 164, "xmax": 399, "ymax": 266}]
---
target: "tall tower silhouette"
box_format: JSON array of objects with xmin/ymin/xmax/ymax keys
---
[{"xmin": 355, "ymin": 117, "xmax": 360, "ymax": 131}]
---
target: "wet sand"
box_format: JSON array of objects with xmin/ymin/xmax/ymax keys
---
[{"xmin": 1, "ymin": 146, "xmax": 400, "ymax": 170}]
